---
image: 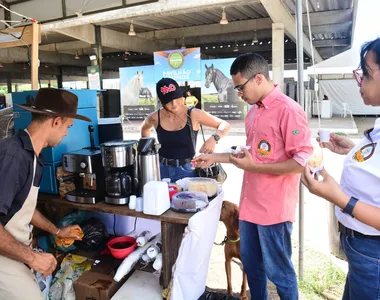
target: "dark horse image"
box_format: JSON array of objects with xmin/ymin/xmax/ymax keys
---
[
  {"xmin": 139, "ymin": 87, "xmax": 153, "ymax": 104},
  {"xmin": 205, "ymin": 64, "xmax": 240, "ymax": 103}
]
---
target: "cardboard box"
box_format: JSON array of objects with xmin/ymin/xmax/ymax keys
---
[{"xmin": 74, "ymin": 257, "xmax": 131, "ymax": 300}]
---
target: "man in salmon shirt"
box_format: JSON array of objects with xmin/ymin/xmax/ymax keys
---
[{"xmin": 195, "ymin": 53, "xmax": 313, "ymax": 299}]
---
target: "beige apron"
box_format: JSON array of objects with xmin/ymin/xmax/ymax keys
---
[{"xmin": 0, "ymin": 155, "xmax": 44, "ymax": 300}]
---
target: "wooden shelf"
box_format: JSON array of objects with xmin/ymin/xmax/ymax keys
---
[{"xmin": 38, "ymin": 193, "xmax": 193, "ymax": 225}]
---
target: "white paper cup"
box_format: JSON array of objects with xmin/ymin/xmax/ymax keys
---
[{"xmin": 319, "ymin": 129, "xmax": 331, "ymax": 143}]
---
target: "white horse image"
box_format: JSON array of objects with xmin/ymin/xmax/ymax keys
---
[{"xmin": 121, "ymin": 71, "xmax": 144, "ymax": 107}]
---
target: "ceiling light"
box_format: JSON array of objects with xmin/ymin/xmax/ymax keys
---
[
  {"xmin": 252, "ymin": 30, "xmax": 258, "ymax": 44},
  {"xmin": 45, "ymin": 64, "xmax": 49, "ymax": 68},
  {"xmin": 268, "ymin": 40, "xmax": 271, "ymax": 44},
  {"xmin": 285, "ymin": 39, "xmax": 289, "ymax": 43},
  {"xmin": 220, "ymin": 7, "xmax": 228, "ymax": 25},
  {"xmin": 205, "ymin": 46, "xmax": 208, "ymax": 50},
  {"xmin": 75, "ymin": 51, "xmax": 80, "ymax": 60},
  {"xmin": 89, "ymin": 54, "xmax": 97, "ymax": 61},
  {"xmin": 259, "ymin": 41, "xmax": 263, "ymax": 45},
  {"xmin": 233, "ymin": 44, "xmax": 239, "ymax": 52},
  {"xmin": 128, "ymin": 21, "xmax": 136, "ymax": 36},
  {"xmin": 243, "ymin": 43, "xmax": 246, "ymax": 46}
]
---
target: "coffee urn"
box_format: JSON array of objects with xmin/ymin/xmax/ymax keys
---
[{"xmin": 137, "ymin": 137, "xmax": 161, "ymax": 195}]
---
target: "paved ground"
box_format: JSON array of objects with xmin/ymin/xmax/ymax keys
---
[{"xmin": 124, "ymin": 116, "xmax": 377, "ymax": 299}]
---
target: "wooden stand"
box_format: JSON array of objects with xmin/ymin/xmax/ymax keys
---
[
  {"xmin": 0, "ymin": 23, "xmax": 41, "ymax": 89},
  {"xmin": 38, "ymin": 194, "xmax": 193, "ymax": 288}
]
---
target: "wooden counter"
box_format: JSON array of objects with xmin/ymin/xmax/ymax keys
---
[
  {"xmin": 38, "ymin": 193, "xmax": 194, "ymax": 289},
  {"xmin": 38, "ymin": 193, "xmax": 194, "ymax": 224}
]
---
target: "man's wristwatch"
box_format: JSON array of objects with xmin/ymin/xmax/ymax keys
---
[
  {"xmin": 342, "ymin": 196, "xmax": 359, "ymax": 218},
  {"xmin": 212, "ymin": 134, "xmax": 220, "ymax": 144}
]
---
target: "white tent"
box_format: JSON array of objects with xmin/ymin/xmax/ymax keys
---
[
  {"xmin": 307, "ymin": 47, "xmax": 380, "ymax": 116},
  {"xmin": 307, "ymin": 47, "xmax": 360, "ymax": 75}
]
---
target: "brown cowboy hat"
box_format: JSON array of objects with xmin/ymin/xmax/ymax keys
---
[{"xmin": 16, "ymin": 88, "xmax": 91, "ymax": 122}]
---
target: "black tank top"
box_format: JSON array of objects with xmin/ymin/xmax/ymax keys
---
[{"xmin": 156, "ymin": 108, "xmax": 199, "ymax": 159}]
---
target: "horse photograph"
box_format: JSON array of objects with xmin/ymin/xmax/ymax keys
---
[
  {"xmin": 204, "ymin": 63, "xmax": 240, "ymax": 103},
  {"xmin": 120, "ymin": 70, "xmax": 144, "ymax": 107}
]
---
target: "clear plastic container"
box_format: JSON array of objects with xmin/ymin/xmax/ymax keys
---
[{"xmin": 171, "ymin": 191, "xmax": 209, "ymax": 213}]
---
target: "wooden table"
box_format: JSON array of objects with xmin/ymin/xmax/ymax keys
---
[{"xmin": 38, "ymin": 193, "xmax": 194, "ymax": 289}]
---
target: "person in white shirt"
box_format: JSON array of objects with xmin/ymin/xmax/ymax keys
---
[{"xmin": 302, "ymin": 38, "xmax": 380, "ymax": 300}]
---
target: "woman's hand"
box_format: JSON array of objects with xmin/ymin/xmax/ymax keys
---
[
  {"xmin": 199, "ymin": 137, "xmax": 217, "ymax": 153},
  {"xmin": 301, "ymin": 166, "xmax": 349, "ymax": 207},
  {"xmin": 318, "ymin": 133, "xmax": 355, "ymax": 155},
  {"xmin": 193, "ymin": 154, "xmax": 215, "ymax": 168}
]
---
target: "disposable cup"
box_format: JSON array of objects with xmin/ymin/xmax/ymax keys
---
[{"xmin": 319, "ymin": 129, "xmax": 331, "ymax": 143}]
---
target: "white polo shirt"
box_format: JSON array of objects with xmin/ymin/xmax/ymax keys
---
[{"xmin": 336, "ymin": 118, "xmax": 380, "ymax": 235}]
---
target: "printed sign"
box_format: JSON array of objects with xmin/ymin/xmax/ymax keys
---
[
  {"xmin": 87, "ymin": 65, "xmax": 101, "ymax": 90},
  {"xmin": 201, "ymin": 58, "xmax": 245, "ymax": 120},
  {"xmin": 154, "ymin": 48, "xmax": 201, "ymax": 82},
  {"xmin": 119, "ymin": 65, "xmax": 156, "ymax": 120}
]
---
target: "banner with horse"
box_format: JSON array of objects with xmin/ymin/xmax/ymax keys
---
[
  {"xmin": 119, "ymin": 65, "xmax": 156, "ymax": 120},
  {"xmin": 201, "ymin": 58, "xmax": 246, "ymax": 120}
]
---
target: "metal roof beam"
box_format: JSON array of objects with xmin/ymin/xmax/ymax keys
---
[
  {"xmin": 260, "ymin": 0, "xmax": 323, "ymax": 62},
  {"xmin": 138, "ymin": 9, "xmax": 352, "ymax": 41},
  {"xmin": 41, "ymin": 0, "xmax": 259, "ymax": 32}
]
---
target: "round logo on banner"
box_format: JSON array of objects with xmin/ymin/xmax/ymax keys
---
[{"xmin": 168, "ymin": 52, "xmax": 184, "ymax": 69}]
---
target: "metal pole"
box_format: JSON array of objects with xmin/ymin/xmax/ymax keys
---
[
  {"xmin": 94, "ymin": 25, "xmax": 103, "ymax": 90},
  {"xmin": 296, "ymin": 0, "xmax": 305, "ymax": 280}
]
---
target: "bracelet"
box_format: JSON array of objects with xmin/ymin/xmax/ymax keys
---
[{"xmin": 342, "ymin": 197, "xmax": 359, "ymax": 218}]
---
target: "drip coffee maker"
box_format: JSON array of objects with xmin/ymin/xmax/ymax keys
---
[{"xmin": 101, "ymin": 140, "xmax": 138, "ymax": 205}]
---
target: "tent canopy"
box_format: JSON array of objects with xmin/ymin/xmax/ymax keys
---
[{"xmin": 307, "ymin": 47, "xmax": 361, "ymax": 75}]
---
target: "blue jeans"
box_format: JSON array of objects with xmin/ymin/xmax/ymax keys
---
[
  {"xmin": 239, "ymin": 220, "xmax": 298, "ymax": 300},
  {"xmin": 159, "ymin": 162, "xmax": 196, "ymax": 183},
  {"xmin": 341, "ymin": 233, "xmax": 380, "ymax": 300}
]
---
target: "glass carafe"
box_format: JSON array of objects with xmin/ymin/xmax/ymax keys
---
[{"xmin": 105, "ymin": 172, "xmax": 121, "ymax": 197}]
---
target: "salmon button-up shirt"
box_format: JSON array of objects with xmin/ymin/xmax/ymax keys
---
[{"xmin": 239, "ymin": 85, "xmax": 313, "ymax": 225}]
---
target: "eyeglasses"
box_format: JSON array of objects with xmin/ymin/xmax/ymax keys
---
[
  {"xmin": 353, "ymin": 67, "xmax": 363, "ymax": 87},
  {"xmin": 234, "ymin": 74, "xmax": 257, "ymax": 93}
]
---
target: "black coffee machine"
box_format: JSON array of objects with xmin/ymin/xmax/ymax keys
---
[{"xmin": 100, "ymin": 140, "xmax": 138, "ymax": 205}]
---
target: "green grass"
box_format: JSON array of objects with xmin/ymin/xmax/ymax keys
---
[
  {"xmin": 293, "ymin": 246, "xmax": 346, "ymax": 300},
  {"xmin": 333, "ymin": 132, "xmax": 347, "ymax": 136},
  {"xmin": 202, "ymin": 94, "xmax": 219, "ymax": 103},
  {"xmin": 138, "ymin": 97, "xmax": 157, "ymax": 106}
]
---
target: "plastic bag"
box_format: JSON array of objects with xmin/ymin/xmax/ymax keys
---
[
  {"xmin": 50, "ymin": 210, "xmax": 89, "ymax": 252},
  {"xmin": 48, "ymin": 254, "xmax": 93, "ymax": 300},
  {"xmin": 198, "ymin": 291, "xmax": 239, "ymax": 300},
  {"xmin": 74, "ymin": 218, "xmax": 108, "ymax": 251}
]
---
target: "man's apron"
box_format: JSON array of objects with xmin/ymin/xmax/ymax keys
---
[{"xmin": 0, "ymin": 156, "xmax": 44, "ymax": 300}]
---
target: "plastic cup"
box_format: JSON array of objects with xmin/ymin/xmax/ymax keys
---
[{"xmin": 319, "ymin": 129, "xmax": 331, "ymax": 143}]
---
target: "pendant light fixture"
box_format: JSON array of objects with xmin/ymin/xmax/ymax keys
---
[
  {"xmin": 220, "ymin": 7, "xmax": 228, "ymax": 25},
  {"xmin": 128, "ymin": 20, "xmax": 136, "ymax": 36}
]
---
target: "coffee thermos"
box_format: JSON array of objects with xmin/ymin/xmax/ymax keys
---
[{"xmin": 137, "ymin": 137, "xmax": 161, "ymax": 195}]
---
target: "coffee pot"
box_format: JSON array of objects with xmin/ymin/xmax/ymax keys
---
[{"xmin": 137, "ymin": 137, "xmax": 161, "ymax": 195}]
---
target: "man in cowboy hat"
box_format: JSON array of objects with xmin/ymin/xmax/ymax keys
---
[{"xmin": 0, "ymin": 88, "xmax": 91, "ymax": 300}]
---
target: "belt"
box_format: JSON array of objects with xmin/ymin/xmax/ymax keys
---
[
  {"xmin": 339, "ymin": 222, "xmax": 380, "ymax": 240},
  {"xmin": 159, "ymin": 157, "xmax": 192, "ymax": 167}
]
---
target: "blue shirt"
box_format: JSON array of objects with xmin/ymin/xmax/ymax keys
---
[{"xmin": 0, "ymin": 130, "xmax": 43, "ymax": 225}]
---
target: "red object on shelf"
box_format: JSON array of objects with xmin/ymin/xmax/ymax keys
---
[
  {"xmin": 107, "ymin": 236, "xmax": 137, "ymax": 259},
  {"xmin": 168, "ymin": 185, "xmax": 178, "ymax": 200}
]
